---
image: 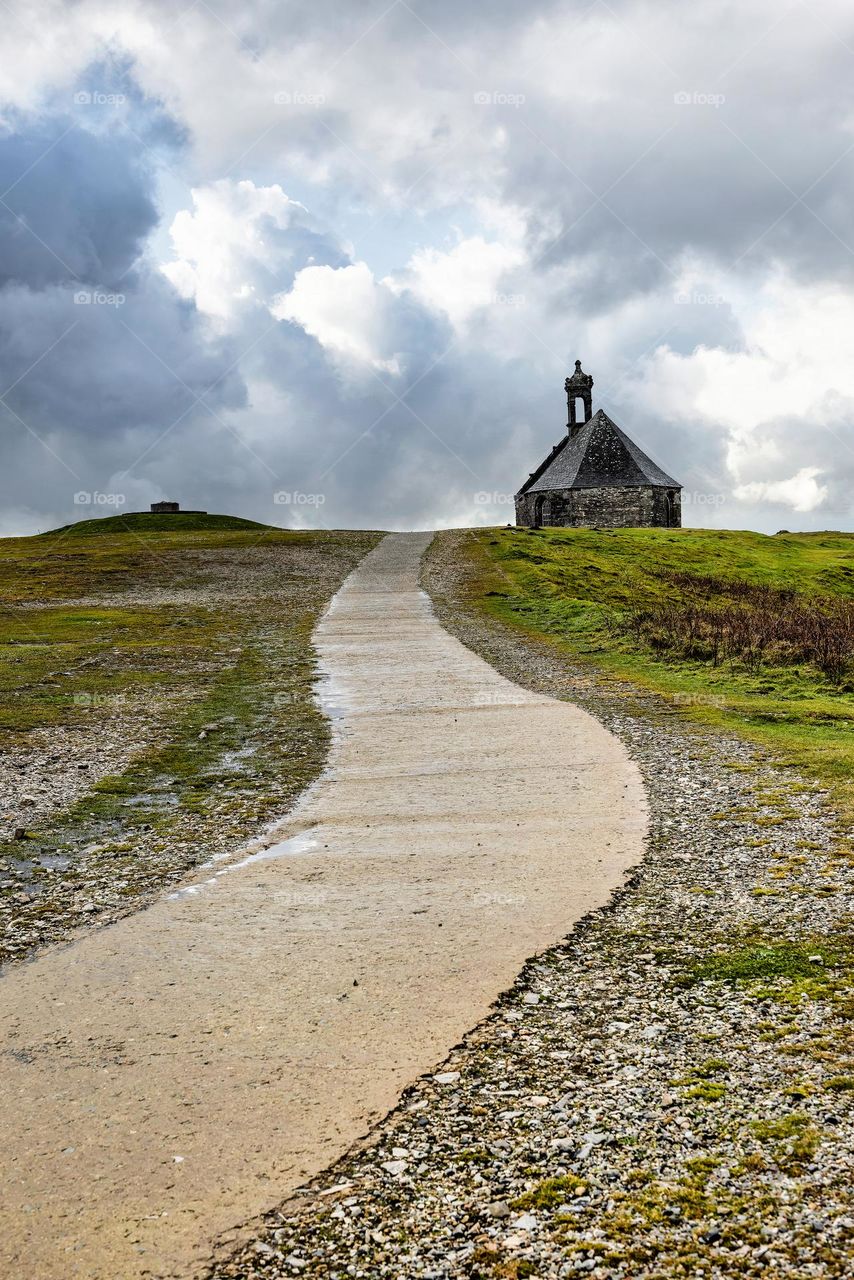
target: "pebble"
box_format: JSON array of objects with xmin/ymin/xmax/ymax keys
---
[{"xmin": 487, "ymin": 1201, "xmax": 511, "ymax": 1218}]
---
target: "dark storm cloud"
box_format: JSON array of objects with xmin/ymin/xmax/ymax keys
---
[
  {"xmin": 1, "ymin": 279, "xmax": 245, "ymax": 436},
  {"xmin": 737, "ymin": 410, "xmax": 854, "ymax": 512},
  {"xmin": 0, "ymin": 118, "xmax": 160, "ymax": 289},
  {"xmin": 511, "ymin": 110, "xmax": 854, "ymax": 302},
  {"xmin": 150, "ymin": 0, "xmax": 854, "ymax": 381},
  {"xmin": 0, "ymin": 111, "xmax": 246, "ymax": 527}
]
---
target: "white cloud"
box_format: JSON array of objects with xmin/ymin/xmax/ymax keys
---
[
  {"xmin": 644, "ymin": 273, "xmax": 854, "ymax": 434},
  {"xmin": 273, "ymin": 261, "xmax": 402, "ymax": 374},
  {"xmin": 392, "ymin": 235, "xmax": 525, "ymax": 332},
  {"xmin": 734, "ymin": 467, "xmax": 828, "ymax": 513},
  {"xmin": 161, "ymin": 180, "xmax": 306, "ymax": 323},
  {"xmin": 632, "ymin": 269, "xmax": 854, "ymax": 499}
]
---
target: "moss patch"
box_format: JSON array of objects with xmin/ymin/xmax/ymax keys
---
[
  {"xmin": 511, "ymin": 1174, "xmax": 587, "ymax": 1210},
  {"xmin": 683, "ymin": 939, "xmax": 846, "ymax": 983}
]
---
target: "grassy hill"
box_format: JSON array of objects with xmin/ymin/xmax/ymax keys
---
[
  {"xmin": 0, "ymin": 519, "xmax": 344, "ymax": 602},
  {"xmin": 445, "ymin": 526, "xmax": 854, "ymax": 823},
  {"xmin": 45, "ymin": 510, "xmax": 273, "ymax": 536}
]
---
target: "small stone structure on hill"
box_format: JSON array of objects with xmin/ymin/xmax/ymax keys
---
[
  {"xmin": 148, "ymin": 501, "xmax": 207, "ymax": 515},
  {"xmin": 515, "ymin": 362, "xmax": 682, "ymax": 529}
]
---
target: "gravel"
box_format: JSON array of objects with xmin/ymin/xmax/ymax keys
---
[
  {"xmin": 0, "ymin": 695, "xmax": 192, "ymax": 832},
  {"xmin": 0, "ymin": 535, "xmax": 378, "ymax": 966},
  {"xmin": 208, "ymin": 531, "xmax": 854, "ymax": 1280}
]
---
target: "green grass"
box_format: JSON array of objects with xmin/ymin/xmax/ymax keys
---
[
  {"xmin": 0, "ymin": 603, "xmax": 218, "ymax": 734},
  {"xmin": 684, "ymin": 940, "xmax": 844, "ymax": 983},
  {"xmin": 685, "ymin": 1081, "xmax": 727, "ymax": 1102},
  {"xmin": 680, "ymin": 932, "xmax": 854, "ymax": 1020},
  {"xmin": 825, "ymin": 1075, "xmax": 854, "ymax": 1091},
  {"xmin": 0, "ymin": 521, "xmax": 377, "ymax": 750},
  {"xmin": 750, "ymin": 1112, "xmax": 822, "ymax": 1165},
  {"xmin": 446, "ymin": 526, "xmax": 854, "ymax": 823},
  {"xmin": 45, "ymin": 510, "xmax": 274, "ymax": 536},
  {"xmin": 511, "ymin": 1174, "xmax": 586, "ymax": 1210}
]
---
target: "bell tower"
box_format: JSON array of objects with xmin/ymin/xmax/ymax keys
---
[{"xmin": 565, "ymin": 359, "xmax": 593, "ymax": 437}]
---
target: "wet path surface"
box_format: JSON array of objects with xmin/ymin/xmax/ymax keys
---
[{"xmin": 0, "ymin": 533, "xmax": 647, "ymax": 1279}]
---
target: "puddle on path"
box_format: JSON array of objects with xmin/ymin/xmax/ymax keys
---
[{"xmin": 168, "ymin": 831, "xmax": 321, "ymax": 900}]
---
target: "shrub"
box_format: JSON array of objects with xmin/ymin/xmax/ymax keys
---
[{"xmin": 621, "ymin": 573, "xmax": 854, "ymax": 682}]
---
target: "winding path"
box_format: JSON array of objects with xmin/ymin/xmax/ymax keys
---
[{"xmin": 0, "ymin": 533, "xmax": 647, "ymax": 1279}]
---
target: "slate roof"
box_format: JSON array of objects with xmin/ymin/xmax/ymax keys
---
[{"xmin": 519, "ymin": 409, "xmax": 680, "ymax": 495}]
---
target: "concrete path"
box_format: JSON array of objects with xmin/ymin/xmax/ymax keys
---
[{"xmin": 0, "ymin": 532, "xmax": 647, "ymax": 1280}]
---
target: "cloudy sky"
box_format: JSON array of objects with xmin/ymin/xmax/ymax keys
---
[{"xmin": 2, "ymin": 0, "xmax": 854, "ymax": 535}]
